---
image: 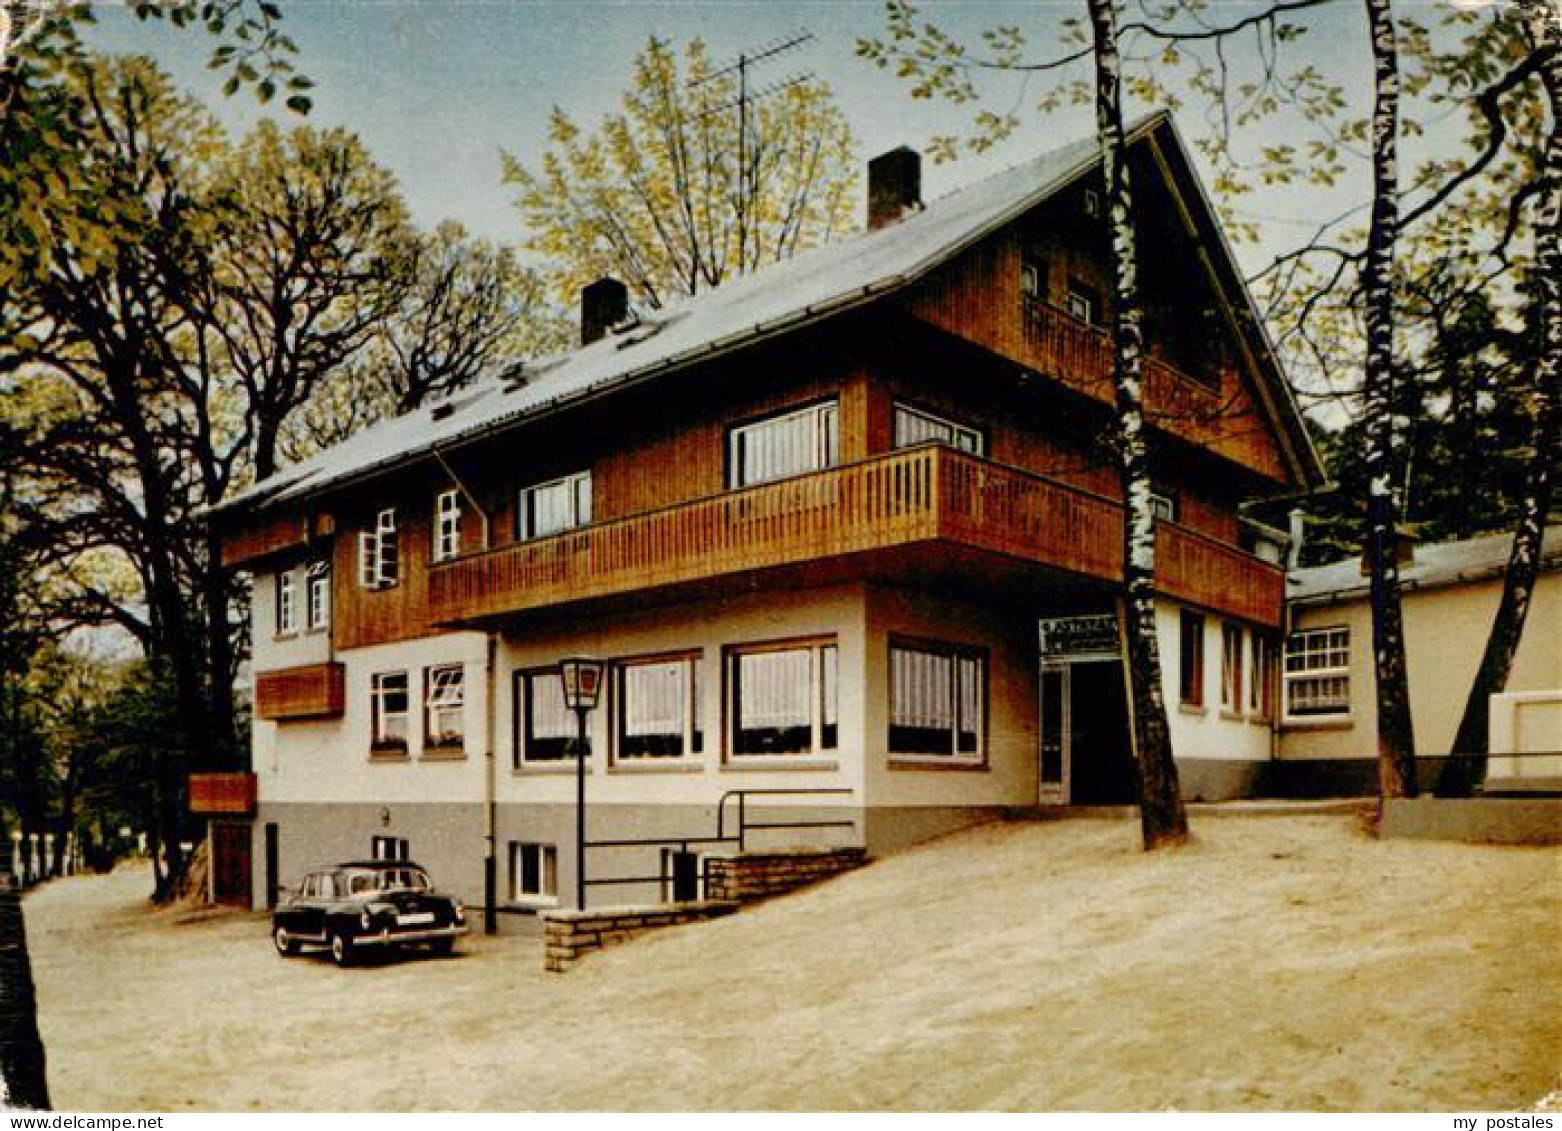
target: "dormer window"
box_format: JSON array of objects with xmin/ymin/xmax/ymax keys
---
[
  {"xmin": 433, "ymin": 490, "xmax": 461, "ymax": 562},
  {"xmin": 358, "ymin": 508, "xmax": 399, "ymax": 589},
  {"xmin": 520, "ymin": 471, "xmax": 592, "ymax": 540}
]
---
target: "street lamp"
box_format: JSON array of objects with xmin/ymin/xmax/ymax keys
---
[{"xmin": 559, "ymin": 657, "xmax": 605, "ymax": 910}]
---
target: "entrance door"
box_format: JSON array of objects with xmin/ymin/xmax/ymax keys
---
[
  {"xmin": 1038, "ymin": 659, "xmax": 1136, "ymax": 805},
  {"xmin": 210, "ymin": 822, "xmax": 253, "ymax": 906}
]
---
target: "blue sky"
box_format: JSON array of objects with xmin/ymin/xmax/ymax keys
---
[{"xmin": 85, "ymin": 1, "xmax": 1379, "ymax": 274}]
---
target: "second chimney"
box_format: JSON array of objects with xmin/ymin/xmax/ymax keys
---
[
  {"xmin": 581, "ymin": 276, "xmax": 629, "ymax": 346},
  {"xmin": 868, "ymin": 146, "xmax": 922, "ymax": 231}
]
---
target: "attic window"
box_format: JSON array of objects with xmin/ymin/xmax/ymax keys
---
[{"xmin": 1083, "ymin": 188, "xmax": 1102, "ymax": 218}]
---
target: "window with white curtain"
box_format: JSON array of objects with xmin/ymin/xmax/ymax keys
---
[
  {"xmin": 1284, "ymin": 626, "xmax": 1351, "ymax": 719},
  {"xmin": 727, "ymin": 640, "xmax": 838, "ymax": 756},
  {"xmin": 423, "ymin": 665, "xmax": 465, "ymax": 753},
  {"xmin": 728, "ymin": 401, "xmax": 839, "ymax": 488},
  {"xmin": 519, "ymin": 471, "xmax": 592, "ymax": 540},
  {"xmin": 889, "ymin": 640, "xmax": 984, "ymax": 759},
  {"xmin": 516, "ymin": 669, "xmax": 584, "ymax": 764},
  {"xmin": 892, "ymin": 404, "xmax": 985, "ymax": 455},
  {"xmin": 616, "ymin": 655, "xmax": 701, "ymax": 760}
]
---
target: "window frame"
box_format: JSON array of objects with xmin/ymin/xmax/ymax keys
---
[
  {"xmin": 433, "ymin": 490, "xmax": 462, "ymax": 563},
  {"xmin": 423, "ymin": 664, "xmax": 466, "ymax": 756},
  {"xmin": 1020, "ymin": 259, "xmax": 1043, "ymax": 300},
  {"xmin": 1283, "ymin": 625, "xmax": 1352, "ymax": 722},
  {"xmin": 370, "ymin": 836, "xmax": 409, "ymax": 862},
  {"xmin": 275, "ymin": 569, "xmax": 298, "ymax": 637},
  {"xmin": 1219, "ymin": 622, "xmax": 1244, "ymax": 715},
  {"xmin": 1066, "ymin": 280, "xmax": 1101, "ymax": 325},
  {"xmin": 887, "ymin": 636, "xmax": 988, "ymax": 765},
  {"xmin": 518, "ymin": 470, "xmax": 592, "ymax": 542},
  {"xmin": 358, "ymin": 509, "xmax": 399, "ymax": 590},
  {"xmin": 892, "ymin": 402, "xmax": 986, "ymax": 457},
  {"xmin": 726, "ymin": 399, "xmax": 840, "ymax": 489},
  {"xmin": 305, "ymin": 560, "xmax": 330, "ymax": 632},
  {"xmin": 1249, "ymin": 632, "xmax": 1277, "ymax": 721},
  {"xmin": 612, "ymin": 651, "xmax": 703, "ymax": 763},
  {"xmin": 370, "ymin": 670, "xmax": 411, "ymax": 757},
  {"xmin": 1149, "ymin": 491, "xmax": 1179, "ymax": 523},
  {"xmin": 514, "ymin": 667, "xmax": 590, "ymax": 767},
  {"xmin": 1179, "ymin": 610, "xmax": 1206, "ymax": 709},
  {"xmin": 723, "ymin": 637, "xmax": 839, "ymax": 762},
  {"xmin": 509, "ymin": 841, "xmax": 559, "ymax": 906}
]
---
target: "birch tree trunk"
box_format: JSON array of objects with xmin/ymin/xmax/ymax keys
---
[
  {"xmin": 1438, "ymin": 7, "xmax": 1560, "ymax": 797},
  {"xmin": 1086, "ymin": 0, "xmax": 1188, "ymax": 849},
  {"xmin": 1362, "ymin": 0, "xmax": 1419, "ymax": 801}
]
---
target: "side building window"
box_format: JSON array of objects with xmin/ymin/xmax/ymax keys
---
[
  {"xmin": 305, "ymin": 560, "xmax": 330, "ymax": 631},
  {"xmin": 615, "ymin": 655, "xmax": 702, "ymax": 761},
  {"xmin": 275, "ymin": 569, "xmax": 298, "ymax": 636},
  {"xmin": 515, "ymin": 668, "xmax": 587, "ymax": 765},
  {"xmin": 424, "ymin": 665, "xmax": 465, "ymax": 755},
  {"xmin": 371, "ymin": 836, "xmax": 409, "ymax": 861},
  {"xmin": 433, "ymin": 490, "xmax": 462, "ymax": 562},
  {"xmin": 1179, "ymin": 610, "xmax": 1206, "ymax": 708},
  {"xmin": 889, "ymin": 640, "xmax": 985, "ymax": 761},
  {"xmin": 1284, "ymin": 626, "xmax": 1351, "ymax": 720},
  {"xmin": 892, "ymin": 404, "xmax": 984, "ymax": 456},
  {"xmin": 510, "ymin": 843, "xmax": 558, "ymax": 905},
  {"xmin": 726, "ymin": 639, "xmax": 838, "ymax": 757},
  {"xmin": 520, "ymin": 471, "xmax": 591, "ymax": 540},
  {"xmin": 728, "ymin": 401, "xmax": 838, "ymax": 488},
  {"xmin": 370, "ymin": 671, "xmax": 410, "ymax": 756}
]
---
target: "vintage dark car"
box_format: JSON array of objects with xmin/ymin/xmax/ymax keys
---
[{"xmin": 272, "ymin": 860, "xmax": 468, "ymax": 966}]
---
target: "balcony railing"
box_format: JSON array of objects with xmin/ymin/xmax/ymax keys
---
[
  {"xmin": 1020, "ymin": 298, "xmax": 1226, "ymax": 414},
  {"xmin": 189, "ymin": 772, "xmax": 257, "ymax": 816},
  {"xmin": 429, "ymin": 446, "xmax": 1283, "ymax": 627},
  {"xmin": 254, "ymin": 661, "xmax": 345, "ymax": 721}
]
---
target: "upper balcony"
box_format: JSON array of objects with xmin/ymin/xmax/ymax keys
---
[
  {"xmin": 255, "ymin": 661, "xmax": 346, "ymax": 721},
  {"xmin": 428, "ymin": 446, "xmax": 1282, "ymax": 629},
  {"xmin": 189, "ymin": 772, "xmax": 257, "ymax": 817}
]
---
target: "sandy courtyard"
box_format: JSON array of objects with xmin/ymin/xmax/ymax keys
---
[{"xmin": 23, "ymin": 814, "xmax": 1562, "ymax": 1111}]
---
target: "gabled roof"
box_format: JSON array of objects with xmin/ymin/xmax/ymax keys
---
[
  {"xmin": 1289, "ymin": 526, "xmax": 1562, "ymax": 604},
  {"xmin": 217, "ymin": 111, "xmax": 1320, "ymax": 516}
]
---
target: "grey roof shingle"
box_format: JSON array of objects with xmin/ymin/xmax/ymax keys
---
[
  {"xmin": 216, "ymin": 111, "xmax": 1310, "ymax": 516},
  {"xmin": 1288, "ymin": 526, "xmax": 1562, "ymax": 603}
]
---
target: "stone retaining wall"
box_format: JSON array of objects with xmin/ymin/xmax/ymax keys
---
[
  {"xmin": 542, "ymin": 901, "xmax": 738, "ymax": 973},
  {"xmin": 705, "ymin": 848, "xmax": 867, "ymax": 904}
]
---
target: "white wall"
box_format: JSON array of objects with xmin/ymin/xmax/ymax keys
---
[
  {"xmin": 1158, "ymin": 600, "xmax": 1273, "ymax": 763},
  {"xmin": 255, "ymin": 630, "xmax": 491, "ymax": 805}
]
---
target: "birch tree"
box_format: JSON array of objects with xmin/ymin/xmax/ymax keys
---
[
  {"xmin": 1360, "ymin": 0, "xmax": 1417, "ymax": 800},
  {"xmin": 1087, "ymin": 0, "xmax": 1189, "ymax": 849},
  {"xmin": 1438, "ymin": 3, "xmax": 1560, "ymax": 796}
]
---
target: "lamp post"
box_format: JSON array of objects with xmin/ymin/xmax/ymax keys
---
[{"xmin": 559, "ymin": 657, "xmax": 605, "ymax": 910}]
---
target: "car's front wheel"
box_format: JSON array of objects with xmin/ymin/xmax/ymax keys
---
[
  {"xmin": 328, "ymin": 931, "xmax": 355, "ymax": 967},
  {"xmin": 272, "ymin": 925, "xmax": 300, "ymax": 957}
]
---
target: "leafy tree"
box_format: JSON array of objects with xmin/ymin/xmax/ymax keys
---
[{"xmin": 504, "ymin": 36, "xmax": 858, "ymax": 310}]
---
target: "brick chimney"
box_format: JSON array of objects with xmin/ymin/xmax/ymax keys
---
[
  {"xmin": 868, "ymin": 146, "xmax": 922, "ymax": 230},
  {"xmin": 580, "ymin": 276, "xmax": 629, "ymax": 346}
]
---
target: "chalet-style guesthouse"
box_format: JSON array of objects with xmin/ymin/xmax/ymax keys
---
[{"xmin": 203, "ymin": 112, "xmax": 1324, "ymax": 917}]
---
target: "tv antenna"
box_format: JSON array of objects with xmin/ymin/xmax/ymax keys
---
[{"xmin": 689, "ymin": 30, "xmax": 816, "ymax": 265}]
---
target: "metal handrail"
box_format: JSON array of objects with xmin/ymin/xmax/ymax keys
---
[{"xmin": 580, "ymin": 787, "xmax": 859, "ymax": 896}]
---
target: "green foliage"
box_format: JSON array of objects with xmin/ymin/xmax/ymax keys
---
[{"xmin": 504, "ymin": 36, "xmax": 859, "ymax": 310}]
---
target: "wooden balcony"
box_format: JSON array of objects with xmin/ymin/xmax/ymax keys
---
[
  {"xmin": 254, "ymin": 661, "xmax": 345, "ymax": 721},
  {"xmin": 430, "ymin": 447, "xmax": 1283, "ymax": 627},
  {"xmin": 189, "ymin": 772, "xmax": 257, "ymax": 817}
]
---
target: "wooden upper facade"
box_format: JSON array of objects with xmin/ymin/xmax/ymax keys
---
[{"xmin": 218, "ymin": 116, "xmax": 1313, "ymax": 657}]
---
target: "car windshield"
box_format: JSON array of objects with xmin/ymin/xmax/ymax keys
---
[{"xmin": 344, "ymin": 867, "xmax": 431, "ymax": 895}]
